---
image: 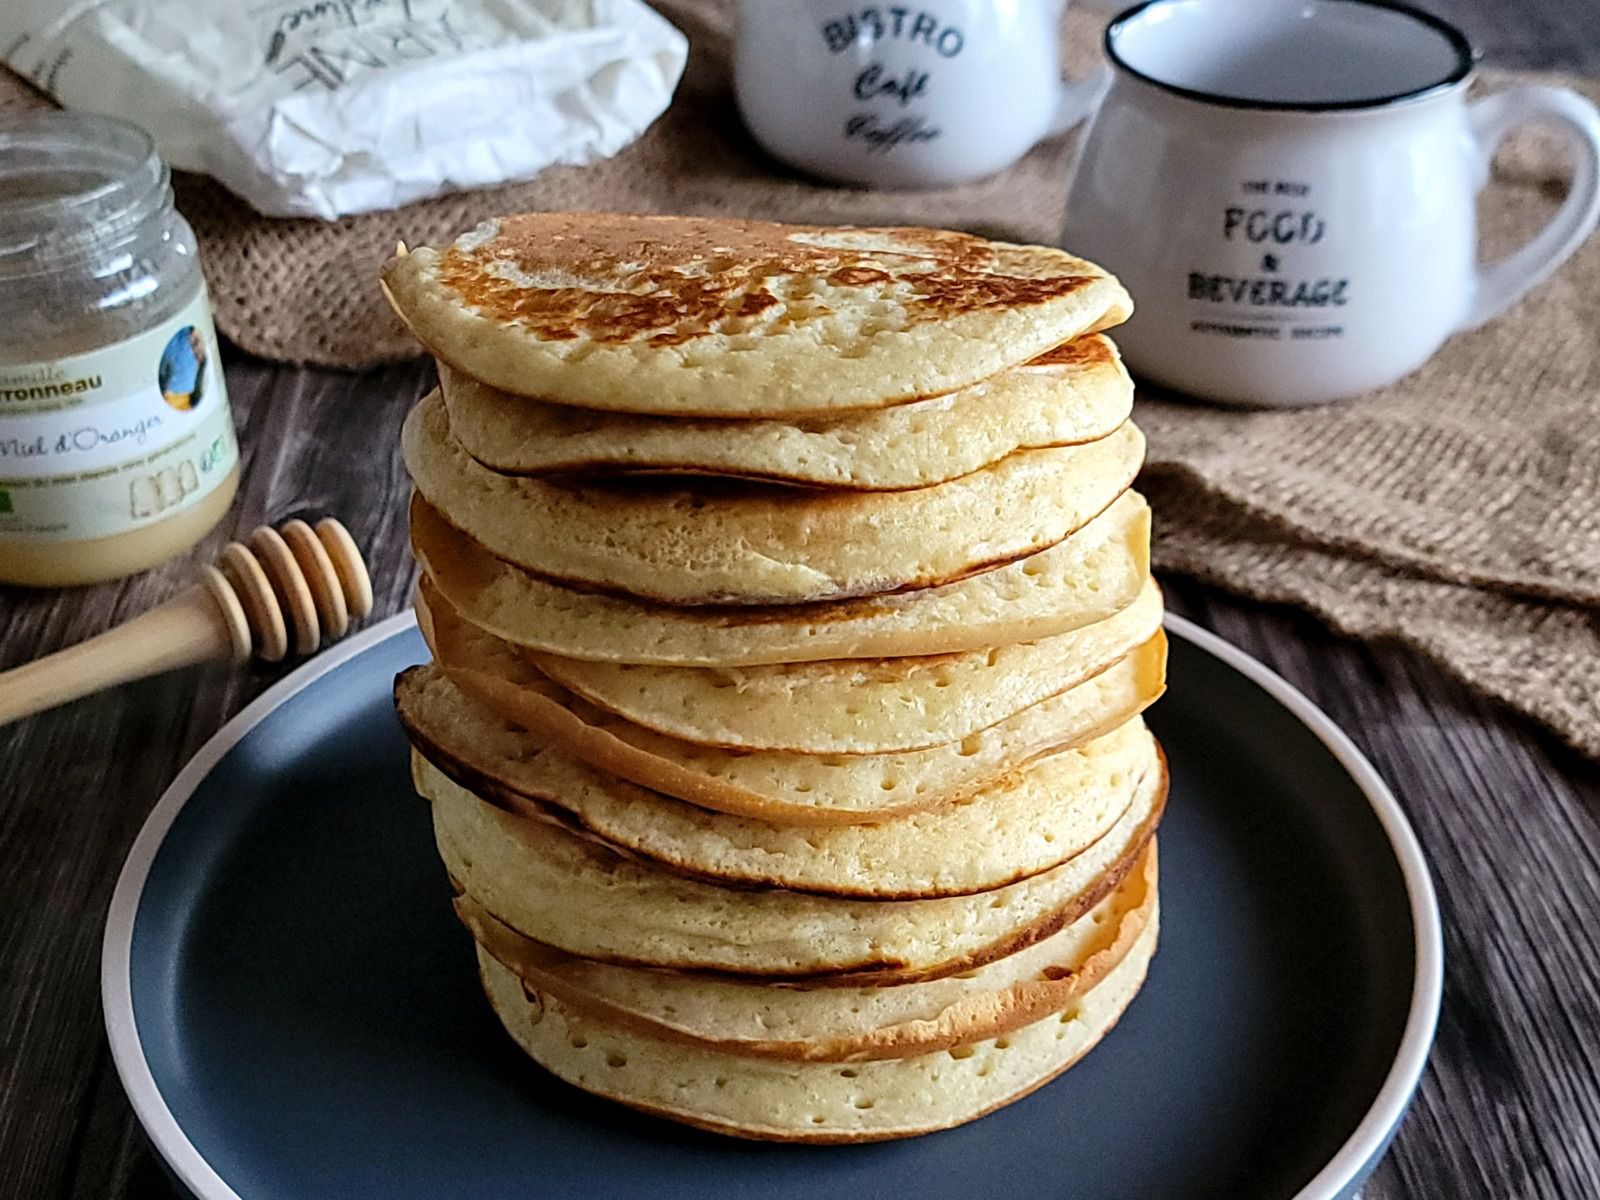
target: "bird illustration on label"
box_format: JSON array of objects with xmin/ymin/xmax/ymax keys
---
[{"xmin": 158, "ymin": 326, "xmax": 209, "ymax": 412}]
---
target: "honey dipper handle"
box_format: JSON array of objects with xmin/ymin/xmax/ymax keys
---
[{"xmin": 0, "ymin": 571, "xmax": 249, "ymax": 727}]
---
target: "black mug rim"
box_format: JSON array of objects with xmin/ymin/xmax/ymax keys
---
[{"xmin": 1104, "ymin": 0, "xmax": 1479, "ymax": 113}]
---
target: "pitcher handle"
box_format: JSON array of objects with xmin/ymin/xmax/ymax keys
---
[
  {"xmin": 1049, "ymin": 62, "xmax": 1113, "ymax": 138},
  {"xmin": 1460, "ymin": 85, "xmax": 1600, "ymax": 330}
]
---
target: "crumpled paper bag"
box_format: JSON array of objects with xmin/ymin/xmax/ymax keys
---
[{"xmin": 2, "ymin": 0, "xmax": 687, "ymax": 220}]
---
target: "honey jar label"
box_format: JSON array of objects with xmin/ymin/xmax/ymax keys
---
[{"xmin": 0, "ymin": 291, "xmax": 238, "ymax": 542}]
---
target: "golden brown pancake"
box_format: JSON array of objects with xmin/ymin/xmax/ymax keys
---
[
  {"xmin": 398, "ymin": 666, "xmax": 1156, "ymax": 898},
  {"xmin": 523, "ymin": 581, "xmax": 1162, "ymax": 754},
  {"xmin": 416, "ymin": 579, "xmax": 1167, "ymax": 824},
  {"xmin": 458, "ymin": 843, "xmax": 1156, "ymax": 1061},
  {"xmin": 474, "ymin": 907, "xmax": 1158, "ymax": 1141},
  {"xmin": 382, "ymin": 214, "xmax": 1132, "ymax": 417},
  {"xmin": 408, "ymin": 489, "xmax": 1153, "ymax": 665},
  {"xmin": 422, "ymin": 746, "xmax": 1166, "ymax": 983},
  {"xmin": 435, "ymin": 335, "xmax": 1133, "ymax": 490},
  {"xmin": 403, "ymin": 392, "xmax": 1145, "ymax": 605}
]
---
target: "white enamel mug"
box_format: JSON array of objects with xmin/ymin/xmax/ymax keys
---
[
  {"xmin": 734, "ymin": 0, "xmax": 1107, "ymax": 188},
  {"xmin": 1062, "ymin": 0, "xmax": 1600, "ymax": 406}
]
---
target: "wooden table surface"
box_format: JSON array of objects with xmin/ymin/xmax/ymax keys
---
[{"xmin": 3, "ymin": 3, "xmax": 1598, "ymax": 1196}]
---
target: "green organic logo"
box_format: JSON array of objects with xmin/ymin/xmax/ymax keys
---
[
  {"xmin": 0, "ymin": 489, "xmax": 11, "ymax": 514},
  {"xmin": 199, "ymin": 436, "xmax": 228, "ymax": 473}
]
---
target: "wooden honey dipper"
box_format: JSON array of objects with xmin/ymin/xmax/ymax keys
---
[{"xmin": 0, "ymin": 518, "xmax": 373, "ymax": 727}]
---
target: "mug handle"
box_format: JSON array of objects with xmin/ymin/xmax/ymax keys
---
[{"xmin": 1460, "ymin": 85, "xmax": 1600, "ymax": 330}]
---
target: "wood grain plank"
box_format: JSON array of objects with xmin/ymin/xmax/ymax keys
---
[{"xmin": 0, "ymin": 359, "xmax": 429, "ymax": 1200}]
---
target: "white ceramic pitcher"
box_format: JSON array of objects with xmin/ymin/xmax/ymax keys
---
[
  {"xmin": 1062, "ymin": 0, "xmax": 1600, "ymax": 406},
  {"xmin": 734, "ymin": 0, "xmax": 1107, "ymax": 188}
]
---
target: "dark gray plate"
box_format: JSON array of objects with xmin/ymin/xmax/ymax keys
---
[{"xmin": 104, "ymin": 613, "xmax": 1441, "ymax": 1200}]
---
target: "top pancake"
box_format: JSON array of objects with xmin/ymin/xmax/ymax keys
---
[{"xmin": 382, "ymin": 214, "xmax": 1132, "ymax": 417}]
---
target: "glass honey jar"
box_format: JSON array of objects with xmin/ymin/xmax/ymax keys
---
[{"xmin": 0, "ymin": 112, "xmax": 239, "ymax": 586}]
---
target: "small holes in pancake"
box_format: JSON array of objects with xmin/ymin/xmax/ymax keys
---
[
  {"xmin": 568, "ymin": 1035, "xmax": 589, "ymax": 1049},
  {"xmin": 948, "ymin": 1045, "xmax": 977, "ymax": 1060},
  {"xmin": 855, "ymin": 1099, "xmax": 875, "ymax": 1110},
  {"xmin": 811, "ymin": 1116, "xmax": 828, "ymax": 1126},
  {"xmin": 715, "ymin": 1077, "xmax": 729, "ymax": 1088},
  {"xmin": 994, "ymin": 1038, "xmax": 1011, "ymax": 1050},
  {"xmin": 606, "ymin": 1051, "xmax": 628, "ymax": 1068},
  {"xmin": 839, "ymin": 1068, "xmax": 859, "ymax": 1078}
]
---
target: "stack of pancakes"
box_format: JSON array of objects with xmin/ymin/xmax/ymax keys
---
[{"xmin": 384, "ymin": 214, "xmax": 1167, "ymax": 1142}]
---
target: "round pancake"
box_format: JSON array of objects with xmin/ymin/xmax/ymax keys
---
[
  {"xmin": 382, "ymin": 214, "xmax": 1133, "ymax": 418},
  {"xmin": 459, "ymin": 842, "xmax": 1155, "ymax": 1061},
  {"xmin": 409, "ymin": 488, "xmax": 1152, "ymax": 665},
  {"xmin": 436, "ymin": 335, "xmax": 1132, "ymax": 490},
  {"xmin": 528, "ymin": 581, "xmax": 1163, "ymax": 754},
  {"xmin": 474, "ymin": 908, "xmax": 1157, "ymax": 1142},
  {"xmin": 419, "ymin": 579, "xmax": 1167, "ymax": 824},
  {"xmin": 399, "ymin": 671, "xmax": 1155, "ymax": 897},
  {"xmin": 403, "ymin": 393, "xmax": 1145, "ymax": 605},
  {"xmin": 421, "ymin": 746, "xmax": 1166, "ymax": 982}
]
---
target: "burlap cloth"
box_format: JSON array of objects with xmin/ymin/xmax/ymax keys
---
[{"xmin": 4, "ymin": 4, "xmax": 1597, "ymax": 757}]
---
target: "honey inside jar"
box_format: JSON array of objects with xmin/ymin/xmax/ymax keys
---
[{"xmin": 0, "ymin": 113, "xmax": 239, "ymax": 587}]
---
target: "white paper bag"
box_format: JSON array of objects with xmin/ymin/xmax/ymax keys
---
[{"xmin": 2, "ymin": 0, "xmax": 688, "ymax": 220}]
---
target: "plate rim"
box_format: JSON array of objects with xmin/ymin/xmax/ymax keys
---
[{"xmin": 101, "ymin": 609, "xmax": 1443, "ymax": 1200}]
